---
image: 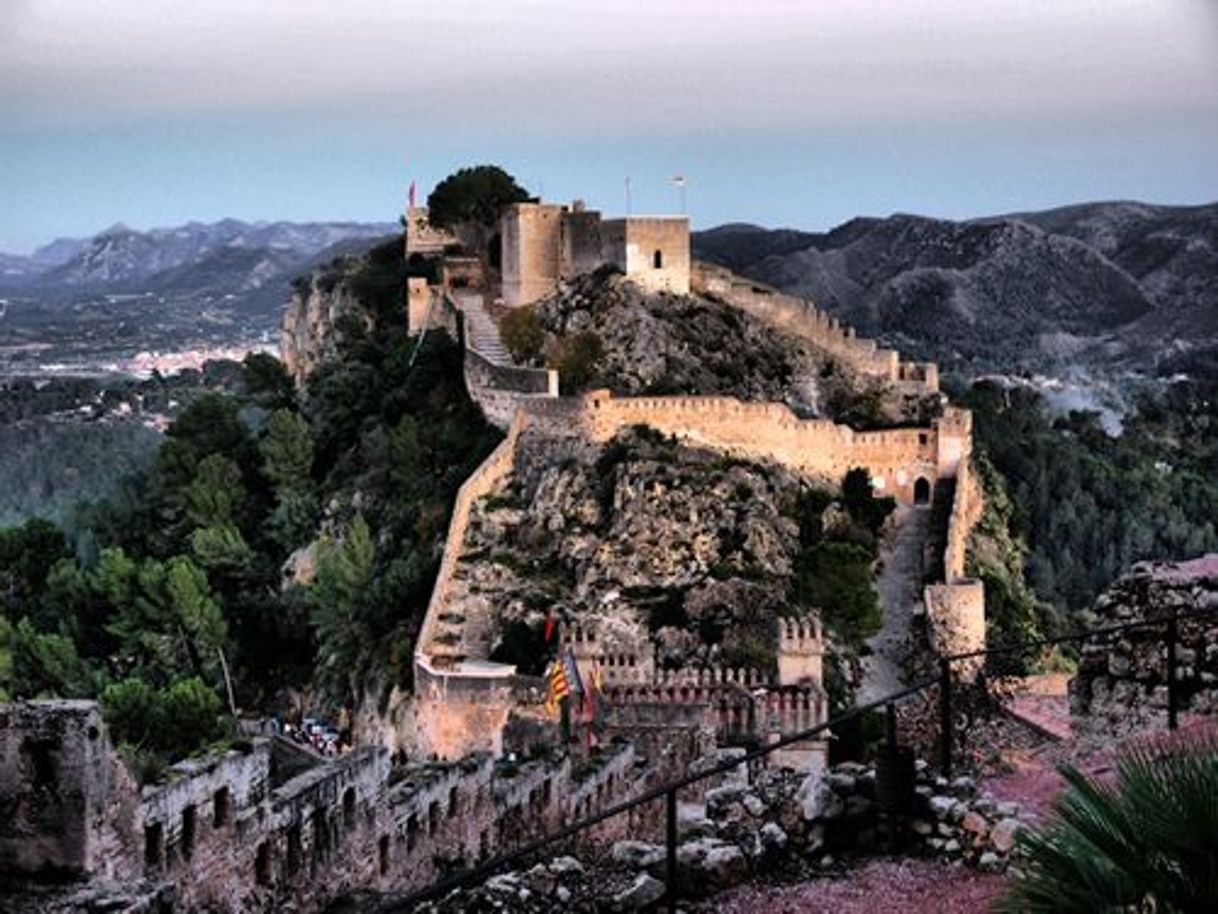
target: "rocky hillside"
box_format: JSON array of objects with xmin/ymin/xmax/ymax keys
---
[
  {"xmin": 463, "ymin": 425, "xmax": 806, "ymax": 674},
  {"xmin": 451, "ymin": 423, "xmax": 893, "ymax": 676},
  {"xmin": 529, "ymin": 268, "xmax": 937, "ymax": 427},
  {"xmin": 280, "ymin": 236, "xmax": 403, "ymax": 383},
  {"xmin": 694, "ymin": 201, "xmax": 1218, "ymax": 379}
]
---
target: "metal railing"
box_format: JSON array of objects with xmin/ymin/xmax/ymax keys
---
[{"xmin": 381, "ymin": 600, "xmax": 1216, "ymax": 912}]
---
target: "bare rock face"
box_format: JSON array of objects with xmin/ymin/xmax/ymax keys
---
[
  {"xmin": 458, "ymin": 425, "xmax": 812, "ymax": 673},
  {"xmin": 280, "ymin": 271, "xmax": 368, "ymax": 385},
  {"xmin": 1069, "ymin": 554, "xmax": 1218, "ymax": 734}
]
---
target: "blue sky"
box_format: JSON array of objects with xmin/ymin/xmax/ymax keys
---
[{"xmin": 3, "ymin": 0, "xmax": 1217, "ymax": 253}]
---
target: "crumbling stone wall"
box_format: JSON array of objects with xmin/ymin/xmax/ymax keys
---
[
  {"xmin": 404, "ymin": 205, "xmax": 457, "ymax": 257},
  {"xmin": 3, "ymin": 701, "xmax": 652, "ymax": 912},
  {"xmin": 0, "ymin": 701, "xmax": 134, "ymax": 879},
  {"xmin": 1070, "ymin": 555, "xmax": 1218, "ymax": 734}
]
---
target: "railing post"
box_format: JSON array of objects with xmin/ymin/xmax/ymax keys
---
[
  {"xmin": 1167, "ymin": 608, "xmax": 1179, "ymax": 731},
  {"xmin": 886, "ymin": 701, "xmax": 898, "ymax": 750},
  {"xmin": 666, "ymin": 787, "xmax": 678, "ymax": 913},
  {"xmin": 939, "ymin": 656, "xmax": 953, "ymax": 779}
]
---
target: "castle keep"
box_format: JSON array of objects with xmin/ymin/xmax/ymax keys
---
[{"xmin": 499, "ymin": 201, "xmax": 691, "ymax": 306}]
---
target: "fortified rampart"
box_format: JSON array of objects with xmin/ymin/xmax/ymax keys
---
[
  {"xmin": 923, "ymin": 448, "xmax": 986, "ymax": 674},
  {"xmin": 404, "ymin": 205, "xmax": 458, "ymax": 257},
  {"xmin": 464, "ymin": 342, "xmax": 559, "ymax": 429},
  {"xmin": 1, "ymin": 701, "xmax": 646, "ymax": 912},
  {"xmin": 691, "ymin": 262, "xmax": 938, "ymax": 396}
]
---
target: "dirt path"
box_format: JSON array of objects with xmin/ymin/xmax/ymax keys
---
[
  {"xmin": 710, "ymin": 857, "xmax": 1007, "ymax": 914},
  {"xmin": 859, "ymin": 504, "xmax": 930, "ymax": 703}
]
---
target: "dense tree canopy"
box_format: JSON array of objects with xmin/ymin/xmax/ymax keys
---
[{"xmin": 425, "ymin": 165, "xmax": 530, "ymax": 229}]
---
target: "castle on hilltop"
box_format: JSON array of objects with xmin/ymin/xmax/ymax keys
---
[
  {"xmin": 406, "ymin": 198, "xmax": 691, "ymax": 307},
  {"xmin": 499, "ymin": 200, "xmax": 690, "ymax": 305}
]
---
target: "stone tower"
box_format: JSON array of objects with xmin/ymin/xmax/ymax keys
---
[{"xmin": 777, "ymin": 617, "xmax": 824, "ymax": 687}]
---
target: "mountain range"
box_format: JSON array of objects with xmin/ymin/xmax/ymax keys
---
[
  {"xmin": 0, "ymin": 218, "xmax": 398, "ymax": 312},
  {"xmin": 693, "ymin": 201, "xmax": 1218, "ymax": 382}
]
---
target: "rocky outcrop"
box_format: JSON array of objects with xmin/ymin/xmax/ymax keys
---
[
  {"xmin": 279, "ymin": 265, "xmax": 369, "ymax": 384},
  {"xmin": 1070, "ymin": 554, "xmax": 1218, "ymax": 733},
  {"xmin": 453, "ymin": 425, "xmax": 812, "ymax": 673},
  {"xmin": 532, "ymin": 269, "xmax": 929, "ymax": 426}
]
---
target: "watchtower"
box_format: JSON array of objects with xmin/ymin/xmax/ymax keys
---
[{"xmin": 777, "ymin": 617, "xmax": 824, "ymax": 687}]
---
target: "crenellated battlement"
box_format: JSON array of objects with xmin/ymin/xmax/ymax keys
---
[{"xmin": 690, "ymin": 261, "xmax": 938, "ymax": 396}]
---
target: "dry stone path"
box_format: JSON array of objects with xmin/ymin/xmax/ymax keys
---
[{"xmin": 859, "ymin": 504, "xmax": 930, "ymax": 704}]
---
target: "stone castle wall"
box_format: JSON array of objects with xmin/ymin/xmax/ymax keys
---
[
  {"xmin": 499, "ymin": 202, "xmax": 691, "ymax": 306},
  {"xmin": 2, "ymin": 701, "xmax": 647, "ymax": 912},
  {"xmin": 414, "ymin": 389, "xmax": 980, "ymax": 758},
  {"xmin": 405, "ymin": 206, "xmax": 457, "ymax": 257},
  {"xmin": 576, "ymin": 390, "xmax": 961, "ymax": 505},
  {"xmin": 501, "ymin": 203, "xmax": 569, "ymax": 307},
  {"xmin": 691, "ymin": 262, "xmax": 938, "ymax": 395},
  {"xmin": 464, "ymin": 345, "xmax": 559, "ymax": 430},
  {"xmin": 1070, "ymin": 555, "xmax": 1218, "ymax": 734}
]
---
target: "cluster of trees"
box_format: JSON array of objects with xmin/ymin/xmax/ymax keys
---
[
  {"xmin": 794, "ymin": 468, "xmax": 895, "ymax": 649},
  {"xmin": 962, "ymin": 378, "xmax": 1218, "ymax": 620},
  {"xmin": 0, "ymin": 234, "xmax": 499, "ymax": 774},
  {"xmin": 0, "ymin": 367, "xmax": 251, "ymax": 527}
]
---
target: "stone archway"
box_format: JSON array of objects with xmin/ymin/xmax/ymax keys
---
[{"xmin": 914, "ymin": 476, "xmax": 932, "ymax": 506}]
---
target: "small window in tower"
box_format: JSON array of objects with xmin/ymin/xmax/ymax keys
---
[{"xmin": 653, "ymin": 250, "xmax": 664, "ymax": 269}]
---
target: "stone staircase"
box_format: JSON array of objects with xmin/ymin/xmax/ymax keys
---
[{"xmin": 455, "ymin": 292, "xmax": 512, "ymax": 366}]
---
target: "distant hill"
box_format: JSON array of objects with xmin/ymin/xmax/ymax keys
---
[
  {"xmin": 0, "ymin": 218, "xmax": 398, "ymax": 315},
  {"xmin": 694, "ymin": 201, "xmax": 1218, "ymax": 380}
]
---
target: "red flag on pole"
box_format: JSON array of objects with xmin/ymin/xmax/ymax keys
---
[{"xmin": 544, "ymin": 612, "xmax": 555, "ymax": 643}]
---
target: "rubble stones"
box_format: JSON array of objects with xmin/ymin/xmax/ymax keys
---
[
  {"xmin": 613, "ymin": 874, "xmax": 665, "ymax": 910},
  {"xmin": 420, "ymin": 755, "xmax": 1030, "ymax": 912}
]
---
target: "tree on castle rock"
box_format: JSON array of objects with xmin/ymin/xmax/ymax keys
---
[{"xmin": 426, "ymin": 165, "xmax": 529, "ymax": 230}]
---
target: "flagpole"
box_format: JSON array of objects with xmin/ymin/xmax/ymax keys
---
[{"xmin": 625, "ymin": 176, "xmax": 632, "ymax": 216}]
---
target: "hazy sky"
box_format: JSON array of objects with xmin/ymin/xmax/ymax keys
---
[{"xmin": 2, "ymin": 0, "xmax": 1217, "ymax": 252}]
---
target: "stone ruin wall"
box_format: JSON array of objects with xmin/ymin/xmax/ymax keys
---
[
  {"xmin": 0, "ymin": 701, "xmax": 137, "ymax": 880},
  {"xmin": 405, "ymin": 206, "xmax": 458, "ymax": 257},
  {"xmin": 1069, "ymin": 555, "xmax": 1218, "ymax": 735},
  {"xmin": 691, "ymin": 262, "xmax": 938, "ymax": 395},
  {"xmin": 2, "ymin": 701, "xmax": 647, "ymax": 912}
]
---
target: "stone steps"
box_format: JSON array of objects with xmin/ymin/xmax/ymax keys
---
[{"xmin": 456, "ymin": 294, "xmax": 512, "ymax": 366}]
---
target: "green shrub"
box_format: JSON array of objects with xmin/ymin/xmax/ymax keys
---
[
  {"xmin": 500, "ymin": 306, "xmax": 545, "ymax": 364},
  {"xmin": 548, "ymin": 332, "xmax": 604, "ymax": 394},
  {"xmin": 998, "ymin": 735, "xmax": 1218, "ymax": 913}
]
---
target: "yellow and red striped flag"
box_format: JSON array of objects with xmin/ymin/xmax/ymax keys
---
[{"xmin": 544, "ymin": 659, "xmax": 570, "ymax": 716}]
